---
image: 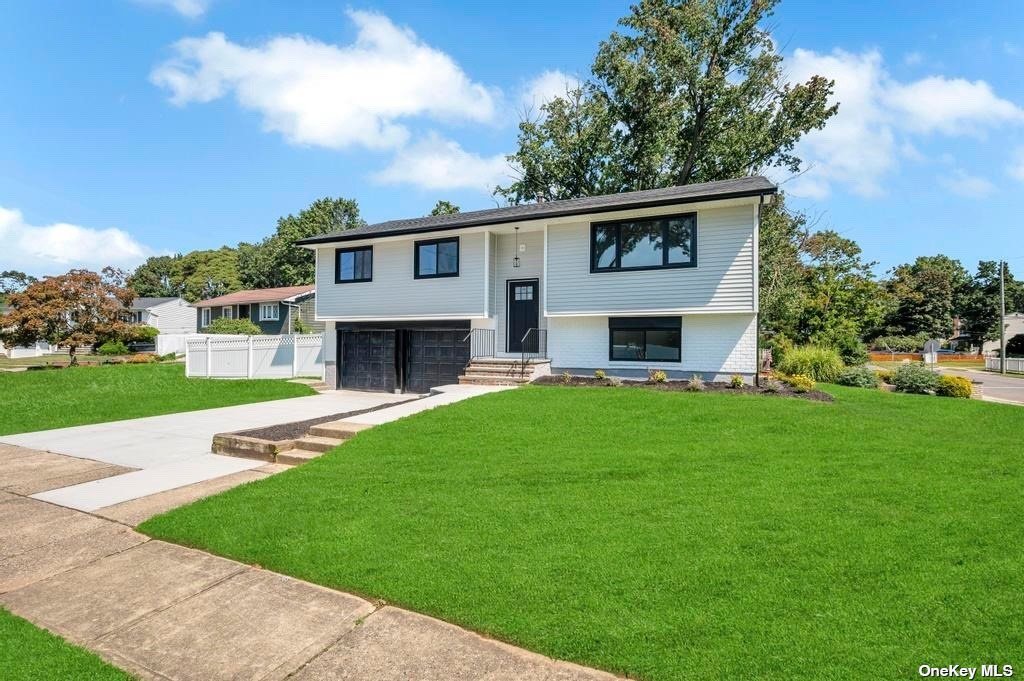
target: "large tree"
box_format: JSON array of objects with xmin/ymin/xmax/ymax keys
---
[
  {"xmin": 127, "ymin": 255, "xmax": 180, "ymax": 298},
  {"xmin": 496, "ymin": 0, "xmax": 837, "ymax": 203},
  {"xmin": 758, "ymin": 194, "xmax": 807, "ymax": 341},
  {"xmin": 129, "ymin": 248, "xmax": 242, "ymax": 303},
  {"xmin": 883, "ymin": 255, "xmax": 972, "ymax": 339},
  {"xmin": 1, "ymin": 270, "xmax": 38, "ymax": 298},
  {"xmin": 430, "ymin": 200, "xmax": 461, "ymax": 216},
  {"xmin": 239, "ymin": 197, "xmax": 363, "ymax": 289},
  {"xmin": 960, "ymin": 261, "xmax": 1024, "ymax": 347},
  {"xmin": 0, "ymin": 268, "xmax": 133, "ymax": 364}
]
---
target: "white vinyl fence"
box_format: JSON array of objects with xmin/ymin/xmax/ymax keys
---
[
  {"xmin": 186, "ymin": 334, "xmax": 324, "ymax": 380},
  {"xmin": 986, "ymin": 356, "xmax": 1024, "ymax": 373},
  {"xmin": 156, "ymin": 333, "xmax": 194, "ymax": 357}
]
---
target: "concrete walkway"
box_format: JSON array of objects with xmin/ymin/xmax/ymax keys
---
[
  {"xmin": 0, "ymin": 446, "xmax": 619, "ymax": 681},
  {"xmin": 0, "ymin": 391, "xmax": 409, "ymax": 511}
]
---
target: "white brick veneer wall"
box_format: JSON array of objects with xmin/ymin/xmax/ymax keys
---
[{"xmin": 547, "ymin": 313, "xmax": 757, "ymax": 379}]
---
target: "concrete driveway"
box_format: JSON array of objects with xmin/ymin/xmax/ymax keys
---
[
  {"xmin": 941, "ymin": 368, "xmax": 1024, "ymax": 406},
  {"xmin": 0, "ymin": 391, "xmax": 409, "ymax": 511}
]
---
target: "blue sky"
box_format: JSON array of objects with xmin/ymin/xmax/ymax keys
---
[{"xmin": 2, "ymin": 0, "xmax": 1024, "ymax": 278}]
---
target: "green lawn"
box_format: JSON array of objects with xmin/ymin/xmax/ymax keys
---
[
  {"xmin": 0, "ymin": 608, "xmax": 131, "ymax": 680},
  {"xmin": 0, "ymin": 363, "xmax": 314, "ymax": 435},
  {"xmin": 140, "ymin": 386, "xmax": 1024, "ymax": 680}
]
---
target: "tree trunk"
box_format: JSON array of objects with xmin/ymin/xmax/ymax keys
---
[{"xmin": 68, "ymin": 345, "xmax": 78, "ymax": 366}]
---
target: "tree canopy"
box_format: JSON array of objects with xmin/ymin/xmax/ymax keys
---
[
  {"xmin": 238, "ymin": 197, "xmax": 363, "ymax": 289},
  {"xmin": 496, "ymin": 0, "xmax": 837, "ymax": 203},
  {"xmin": 430, "ymin": 200, "xmax": 461, "ymax": 216},
  {"xmin": 0, "ymin": 268, "xmax": 133, "ymax": 363}
]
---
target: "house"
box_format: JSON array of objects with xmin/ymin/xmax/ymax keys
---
[
  {"xmin": 297, "ymin": 176, "xmax": 776, "ymax": 393},
  {"xmin": 129, "ymin": 297, "xmax": 196, "ymax": 335},
  {"xmin": 195, "ymin": 285, "xmax": 323, "ymax": 335},
  {"xmin": 982, "ymin": 313, "xmax": 1024, "ymax": 354}
]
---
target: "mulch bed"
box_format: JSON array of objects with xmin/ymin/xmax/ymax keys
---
[
  {"xmin": 532, "ymin": 375, "xmax": 834, "ymax": 402},
  {"xmin": 233, "ymin": 398, "xmax": 419, "ymax": 441}
]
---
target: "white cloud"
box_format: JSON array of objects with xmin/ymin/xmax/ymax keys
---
[
  {"xmin": 521, "ymin": 70, "xmax": 580, "ymax": 111},
  {"xmin": 135, "ymin": 0, "xmax": 211, "ymax": 19},
  {"xmin": 151, "ymin": 10, "xmax": 497, "ymax": 150},
  {"xmin": 0, "ymin": 206, "xmax": 152, "ymax": 277},
  {"xmin": 937, "ymin": 169, "xmax": 996, "ymax": 198},
  {"xmin": 884, "ymin": 77, "xmax": 1024, "ymax": 134},
  {"xmin": 784, "ymin": 48, "xmax": 1024, "ymax": 198},
  {"xmin": 1007, "ymin": 147, "xmax": 1024, "ymax": 182},
  {"xmin": 372, "ymin": 133, "xmax": 513, "ymax": 191}
]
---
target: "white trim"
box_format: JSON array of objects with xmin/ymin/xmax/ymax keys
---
[
  {"xmin": 201, "ymin": 308, "xmax": 212, "ymax": 327},
  {"xmin": 314, "ymin": 248, "xmax": 320, "ymax": 320},
  {"xmin": 222, "ymin": 306, "xmax": 233, "ymax": 319},
  {"xmin": 752, "ymin": 201, "xmax": 760, "ymax": 313},
  {"xmin": 483, "ymin": 230, "xmax": 490, "ymax": 317},
  {"xmin": 259, "ymin": 302, "xmax": 280, "ymax": 321},
  {"xmin": 546, "ymin": 308, "xmax": 755, "ymax": 317},
  {"xmin": 542, "ymin": 223, "xmax": 549, "ymax": 318},
  {"xmin": 318, "ymin": 314, "xmax": 489, "ymax": 322}
]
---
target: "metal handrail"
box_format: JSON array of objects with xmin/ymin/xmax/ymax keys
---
[
  {"xmin": 519, "ymin": 328, "xmax": 548, "ymax": 377},
  {"xmin": 462, "ymin": 328, "xmax": 495, "ymax": 359}
]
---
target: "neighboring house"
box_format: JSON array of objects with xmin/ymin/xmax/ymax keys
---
[
  {"xmin": 982, "ymin": 313, "xmax": 1024, "ymax": 354},
  {"xmin": 0, "ymin": 301, "xmax": 52, "ymax": 358},
  {"xmin": 195, "ymin": 285, "xmax": 322, "ymax": 335},
  {"xmin": 297, "ymin": 176, "xmax": 776, "ymax": 393},
  {"xmin": 129, "ymin": 297, "xmax": 196, "ymax": 335}
]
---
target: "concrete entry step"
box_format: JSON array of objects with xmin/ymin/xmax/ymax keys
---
[
  {"xmin": 275, "ymin": 449, "xmax": 322, "ymax": 466},
  {"xmin": 459, "ymin": 375, "xmax": 532, "ymax": 386},
  {"xmin": 307, "ymin": 421, "xmax": 373, "ymax": 439},
  {"xmin": 292, "ymin": 435, "xmax": 345, "ymax": 453}
]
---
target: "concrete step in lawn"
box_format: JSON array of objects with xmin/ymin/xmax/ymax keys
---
[
  {"xmin": 292, "ymin": 435, "xmax": 345, "ymax": 453},
  {"xmin": 275, "ymin": 449, "xmax": 324, "ymax": 466},
  {"xmin": 458, "ymin": 374, "xmax": 533, "ymax": 386}
]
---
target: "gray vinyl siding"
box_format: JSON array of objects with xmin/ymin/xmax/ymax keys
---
[
  {"xmin": 545, "ymin": 204, "xmax": 755, "ymax": 314},
  {"xmin": 293, "ymin": 296, "xmax": 325, "ymax": 333},
  {"xmin": 151, "ymin": 299, "xmax": 197, "ymax": 334},
  {"xmin": 493, "ymin": 230, "xmax": 546, "ymax": 355},
  {"xmin": 316, "ymin": 232, "xmax": 487, "ymax": 319}
]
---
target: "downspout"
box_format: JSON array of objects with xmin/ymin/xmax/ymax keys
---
[{"xmin": 755, "ymin": 193, "xmax": 764, "ymax": 387}]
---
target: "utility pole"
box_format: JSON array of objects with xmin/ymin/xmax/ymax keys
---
[{"xmin": 1000, "ymin": 260, "xmax": 1006, "ymax": 374}]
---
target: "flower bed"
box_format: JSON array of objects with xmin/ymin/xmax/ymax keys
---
[{"xmin": 532, "ymin": 375, "xmax": 834, "ymax": 402}]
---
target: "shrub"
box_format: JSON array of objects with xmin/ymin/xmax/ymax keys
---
[
  {"xmin": 594, "ymin": 369, "xmax": 606, "ymax": 380},
  {"xmin": 813, "ymin": 329, "xmax": 869, "ymax": 366},
  {"xmin": 936, "ymin": 375, "xmax": 973, "ymax": 399},
  {"xmin": 891, "ymin": 363, "xmax": 939, "ymax": 394},
  {"xmin": 205, "ymin": 317, "xmax": 262, "ymax": 335},
  {"xmin": 761, "ymin": 378, "xmax": 782, "ymax": 393},
  {"xmin": 97, "ymin": 340, "xmax": 130, "ymax": 356},
  {"xmin": 777, "ymin": 345, "xmax": 844, "ymax": 383},
  {"xmin": 648, "ymin": 369, "xmax": 668, "ymax": 383},
  {"xmin": 876, "ymin": 369, "xmax": 894, "ymax": 385},
  {"xmin": 1007, "ymin": 333, "xmax": 1024, "ymax": 358},
  {"xmin": 837, "ymin": 366, "xmax": 881, "ymax": 389},
  {"xmin": 869, "ymin": 334, "xmax": 930, "ymax": 353},
  {"xmin": 158, "ymin": 352, "xmax": 178, "ymax": 362},
  {"xmin": 780, "ymin": 373, "xmax": 815, "ymax": 393},
  {"xmin": 126, "ymin": 324, "xmax": 159, "ymax": 342},
  {"xmin": 293, "ymin": 317, "xmax": 314, "ymax": 334},
  {"xmin": 729, "ymin": 374, "xmax": 745, "ymax": 389},
  {"xmin": 686, "ymin": 374, "xmax": 704, "ymax": 392},
  {"xmin": 126, "ymin": 353, "xmax": 156, "ymax": 364},
  {"xmin": 560, "ymin": 370, "xmax": 572, "ymax": 385},
  {"xmin": 763, "ymin": 335, "xmax": 793, "ymax": 370}
]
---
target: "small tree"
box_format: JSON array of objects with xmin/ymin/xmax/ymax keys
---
[{"xmin": 0, "ymin": 268, "xmax": 133, "ymax": 365}]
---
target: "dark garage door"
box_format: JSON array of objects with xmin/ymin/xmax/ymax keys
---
[
  {"xmin": 405, "ymin": 329, "xmax": 470, "ymax": 394},
  {"xmin": 340, "ymin": 330, "xmax": 396, "ymax": 392}
]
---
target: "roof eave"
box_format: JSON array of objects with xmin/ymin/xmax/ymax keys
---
[{"xmin": 295, "ymin": 185, "xmax": 777, "ymax": 247}]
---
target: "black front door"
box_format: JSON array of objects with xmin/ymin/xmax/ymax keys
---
[{"xmin": 507, "ymin": 280, "xmax": 539, "ymax": 353}]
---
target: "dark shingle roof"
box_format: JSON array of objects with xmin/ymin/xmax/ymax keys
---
[
  {"xmin": 296, "ymin": 176, "xmax": 776, "ymax": 246},
  {"xmin": 131, "ymin": 297, "xmax": 180, "ymax": 309}
]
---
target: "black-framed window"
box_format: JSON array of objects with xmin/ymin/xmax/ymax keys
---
[
  {"xmin": 591, "ymin": 213, "xmax": 696, "ymax": 272},
  {"xmin": 414, "ymin": 237, "xmax": 459, "ymax": 279},
  {"xmin": 336, "ymin": 246, "xmax": 372, "ymax": 283},
  {"xmin": 608, "ymin": 317, "xmax": 681, "ymax": 362}
]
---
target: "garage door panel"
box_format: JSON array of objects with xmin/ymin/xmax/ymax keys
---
[
  {"xmin": 340, "ymin": 330, "xmax": 396, "ymax": 392},
  {"xmin": 405, "ymin": 329, "xmax": 470, "ymax": 394}
]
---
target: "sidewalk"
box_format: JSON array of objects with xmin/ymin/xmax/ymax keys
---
[{"xmin": 0, "ymin": 446, "xmax": 619, "ymax": 681}]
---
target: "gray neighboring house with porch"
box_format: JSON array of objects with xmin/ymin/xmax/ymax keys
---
[
  {"xmin": 297, "ymin": 176, "xmax": 775, "ymax": 394},
  {"xmin": 195, "ymin": 285, "xmax": 323, "ymax": 335}
]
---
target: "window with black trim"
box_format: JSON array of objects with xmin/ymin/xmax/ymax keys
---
[
  {"xmin": 591, "ymin": 213, "xmax": 696, "ymax": 272},
  {"xmin": 608, "ymin": 317, "xmax": 681, "ymax": 362},
  {"xmin": 336, "ymin": 246, "xmax": 372, "ymax": 283},
  {"xmin": 415, "ymin": 237, "xmax": 459, "ymax": 278}
]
